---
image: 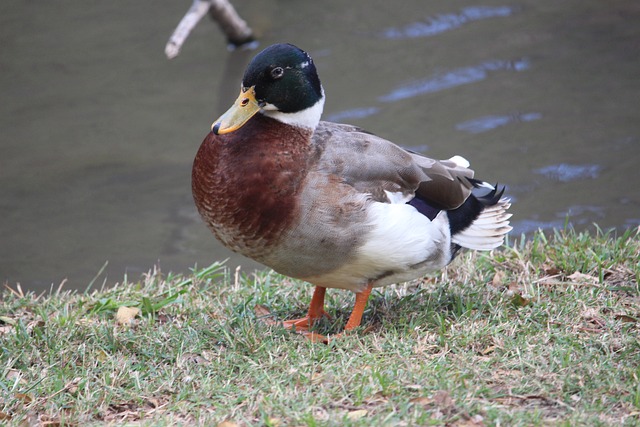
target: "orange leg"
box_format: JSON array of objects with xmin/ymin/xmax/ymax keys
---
[
  {"xmin": 282, "ymin": 286, "xmax": 330, "ymax": 331},
  {"xmin": 343, "ymin": 282, "xmax": 373, "ymax": 332},
  {"xmin": 284, "ymin": 283, "xmax": 374, "ymax": 343}
]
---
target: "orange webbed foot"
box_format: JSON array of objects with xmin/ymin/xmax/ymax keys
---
[
  {"xmin": 255, "ymin": 283, "xmax": 374, "ymax": 345},
  {"xmin": 282, "ymin": 304, "xmax": 331, "ymax": 343},
  {"xmin": 291, "ymin": 329, "xmax": 330, "ymax": 343},
  {"xmin": 282, "ymin": 286, "xmax": 329, "ymax": 333},
  {"xmin": 281, "ymin": 309, "xmax": 332, "ymax": 331},
  {"xmin": 285, "ymin": 282, "xmax": 374, "ymax": 344}
]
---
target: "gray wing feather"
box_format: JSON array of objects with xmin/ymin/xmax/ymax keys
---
[{"xmin": 311, "ymin": 121, "xmax": 474, "ymax": 208}]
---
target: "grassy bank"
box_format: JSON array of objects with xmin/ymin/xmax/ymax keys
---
[{"xmin": 1, "ymin": 227, "xmax": 639, "ymax": 426}]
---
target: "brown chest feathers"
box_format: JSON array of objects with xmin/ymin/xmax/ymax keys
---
[{"xmin": 192, "ymin": 114, "xmax": 314, "ymax": 259}]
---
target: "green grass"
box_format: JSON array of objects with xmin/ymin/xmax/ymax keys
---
[{"xmin": 1, "ymin": 227, "xmax": 639, "ymax": 426}]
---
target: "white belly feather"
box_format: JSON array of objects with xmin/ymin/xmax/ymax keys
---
[{"xmin": 301, "ymin": 201, "xmax": 452, "ymax": 292}]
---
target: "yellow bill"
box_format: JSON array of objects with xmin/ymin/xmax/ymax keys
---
[{"xmin": 211, "ymin": 86, "xmax": 260, "ymax": 135}]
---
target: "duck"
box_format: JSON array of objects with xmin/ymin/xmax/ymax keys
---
[{"xmin": 192, "ymin": 43, "xmax": 512, "ymax": 342}]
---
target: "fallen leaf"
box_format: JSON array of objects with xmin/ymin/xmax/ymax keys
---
[
  {"xmin": 432, "ymin": 390, "xmax": 453, "ymax": 408},
  {"xmin": 508, "ymin": 281, "xmax": 529, "ymax": 294},
  {"xmin": 6, "ymin": 369, "xmax": 24, "ymax": 383},
  {"xmin": 62, "ymin": 378, "xmax": 82, "ymax": 395},
  {"xmin": 362, "ymin": 324, "xmax": 377, "ymax": 334},
  {"xmin": 0, "ymin": 411, "xmax": 11, "ymax": 420},
  {"xmin": 15, "ymin": 393, "xmax": 33, "ymax": 403},
  {"xmin": 96, "ymin": 349, "xmax": 109, "ymax": 362},
  {"xmin": 506, "ymin": 281, "xmax": 530, "ymax": 306},
  {"xmin": 542, "ymin": 263, "xmax": 561, "ymax": 276},
  {"xmin": 581, "ymin": 308, "xmax": 606, "ymax": 331},
  {"xmin": 67, "ymin": 382, "xmax": 79, "ymax": 395},
  {"xmin": 201, "ymin": 349, "xmax": 218, "ymax": 361},
  {"xmin": 409, "ymin": 396, "xmax": 432, "ymax": 406},
  {"xmin": 510, "ymin": 292, "xmax": 530, "ymax": 307},
  {"xmin": 347, "ymin": 409, "xmax": 368, "ymax": 421},
  {"xmin": 577, "ymin": 326, "xmax": 604, "ymax": 333},
  {"xmin": 0, "ymin": 315, "xmax": 16, "ymax": 325},
  {"xmin": 567, "ymin": 271, "xmax": 599, "ymax": 286},
  {"xmin": 42, "ymin": 420, "xmax": 66, "ymax": 427},
  {"xmin": 366, "ymin": 392, "xmax": 389, "ymax": 405},
  {"xmin": 456, "ymin": 414, "xmax": 485, "ymax": 426},
  {"xmin": 217, "ymin": 422, "xmax": 240, "ymax": 427},
  {"xmin": 481, "ymin": 345, "xmax": 496, "ymax": 355},
  {"xmin": 615, "ymin": 314, "xmax": 638, "ymax": 323},
  {"xmin": 491, "ymin": 271, "xmax": 505, "ymax": 289},
  {"xmin": 146, "ymin": 397, "xmax": 160, "ymax": 408},
  {"xmin": 115, "ymin": 306, "xmax": 140, "ymax": 325},
  {"xmin": 254, "ymin": 305, "xmax": 278, "ymax": 325}
]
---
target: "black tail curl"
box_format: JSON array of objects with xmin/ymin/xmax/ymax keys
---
[{"xmin": 447, "ymin": 180, "xmax": 506, "ymax": 236}]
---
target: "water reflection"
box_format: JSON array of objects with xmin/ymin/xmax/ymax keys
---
[
  {"xmin": 456, "ymin": 112, "xmax": 542, "ymax": 134},
  {"xmin": 328, "ymin": 59, "xmax": 532, "ymax": 121},
  {"xmin": 512, "ymin": 219, "xmax": 568, "ymax": 236},
  {"xmin": 379, "ymin": 6, "xmax": 514, "ymax": 40},
  {"xmin": 378, "ymin": 59, "xmax": 530, "ymax": 102},
  {"xmin": 324, "ymin": 107, "xmax": 381, "ymax": 123},
  {"xmin": 534, "ymin": 164, "xmax": 602, "ymax": 182},
  {"xmin": 512, "ymin": 205, "xmax": 606, "ymax": 235}
]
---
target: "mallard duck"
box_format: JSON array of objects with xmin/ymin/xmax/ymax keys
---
[{"xmin": 192, "ymin": 43, "xmax": 512, "ymax": 342}]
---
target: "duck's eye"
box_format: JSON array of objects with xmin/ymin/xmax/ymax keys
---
[{"xmin": 270, "ymin": 67, "xmax": 284, "ymax": 79}]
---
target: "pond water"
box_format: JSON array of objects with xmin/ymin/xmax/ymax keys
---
[{"xmin": 1, "ymin": 0, "xmax": 639, "ymax": 292}]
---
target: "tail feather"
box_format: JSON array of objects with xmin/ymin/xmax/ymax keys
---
[
  {"xmin": 451, "ymin": 197, "xmax": 512, "ymax": 250},
  {"xmin": 469, "ymin": 214, "xmax": 512, "ymax": 227}
]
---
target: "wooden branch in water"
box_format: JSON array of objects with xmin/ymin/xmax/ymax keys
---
[
  {"xmin": 208, "ymin": 0, "xmax": 256, "ymax": 48},
  {"xmin": 165, "ymin": 0, "xmax": 257, "ymax": 59}
]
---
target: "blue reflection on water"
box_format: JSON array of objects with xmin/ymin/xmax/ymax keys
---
[
  {"xmin": 324, "ymin": 107, "xmax": 381, "ymax": 123},
  {"xmin": 534, "ymin": 164, "xmax": 602, "ymax": 182},
  {"xmin": 379, "ymin": 59, "xmax": 530, "ymax": 102},
  {"xmin": 456, "ymin": 112, "xmax": 542, "ymax": 133},
  {"xmin": 511, "ymin": 219, "xmax": 567, "ymax": 235},
  {"xmin": 380, "ymin": 6, "xmax": 514, "ymax": 40},
  {"xmin": 512, "ymin": 205, "xmax": 606, "ymax": 235}
]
